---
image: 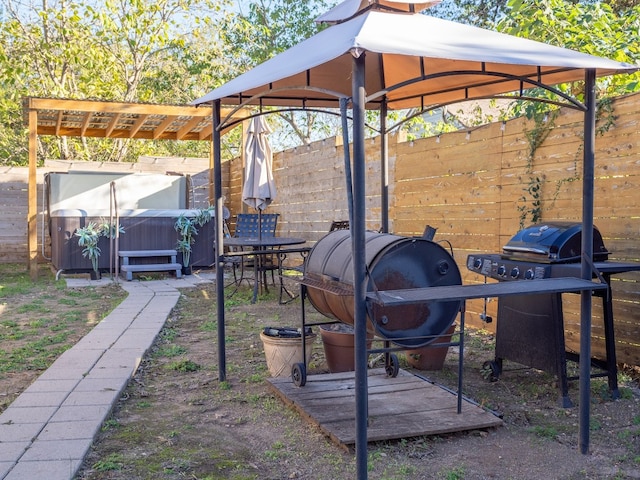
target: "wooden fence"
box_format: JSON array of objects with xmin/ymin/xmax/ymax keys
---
[{"xmin": 1, "ymin": 92, "xmax": 638, "ymax": 365}]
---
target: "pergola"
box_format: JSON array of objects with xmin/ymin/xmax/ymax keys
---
[{"xmin": 23, "ymin": 97, "xmax": 243, "ymax": 280}]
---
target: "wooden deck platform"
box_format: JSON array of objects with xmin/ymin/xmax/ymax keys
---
[{"xmin": 267, "ymin": 368, "xmax": 503, "ymax": 449}]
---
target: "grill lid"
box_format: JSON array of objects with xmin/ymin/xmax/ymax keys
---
[{"xmin": 502, "ymin": 221, "xmax": 609, "ymax": 263}]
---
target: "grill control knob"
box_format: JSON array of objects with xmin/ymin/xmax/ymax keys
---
[
  {"xmin": 474, "ymin": 258, "xmax": 482, "ymax": 270},
  {"xmin": 497, "ymin": 265, "xmax": 506, "ymax": 277},
  {"xmin": 525, "ymin": 269, "xmax": 535, "ymax": 280},
  {"xmin": 510, "ymin": 267, "xmax": 520, "ymax": 279}
]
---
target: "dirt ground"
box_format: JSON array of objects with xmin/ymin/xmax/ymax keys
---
[
  {"xmin": 65, "ymin": 275, "xmax": 640, "ymax": 480},
  {"xmin": 1, "ymin": 264, "xmax": 638, "ymax": 479}
]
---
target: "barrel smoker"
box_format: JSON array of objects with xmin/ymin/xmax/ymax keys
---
[{"xmin": 293, "ymin": 229, "xmax": 463, "ymax": 386}]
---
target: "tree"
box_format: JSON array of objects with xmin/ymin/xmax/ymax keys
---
[
  {"xmin": 430, "ymin": 0, "xmax": 510, "ymax": 28},
  {"xmin": 0, "ymin": 0, "xmax": 230, "ymax": 165},
  {"xmin": 427, "ymin": 0, "xmax": 640, "ymax": 128},
  {"xmin": 0, "ymin": 0, "xmax": 99, "ymax": 163},
  {"xmin": 498, "ymin": 0, "xmax": 640, "ymax": 116},
  {"xmin": 429, "ymin": 0, "xmax": 639, "ymax": 27},
  {"xmin": 217, "ymin": 0, "xmax": 333, "ymax": 147}
]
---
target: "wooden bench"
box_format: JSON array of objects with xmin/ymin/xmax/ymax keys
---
[{"xmin": 119, "ymin": 249, "xmax": 182, "ymax": 281}]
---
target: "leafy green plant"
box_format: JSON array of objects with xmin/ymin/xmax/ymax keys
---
[
  {"xmin": 166, "ymin": 359, "xmax": 201, "ymax": 372},
  {"xmin": 74, "ymin": 222, "xmax": 103, "ymax": 274},
  {"xmin": 531, "ymin": 425, "xmax": 558, "ymax": 439},
  {"xmin": 174, "ymin": 208, "xmax": 213, "ymax": 268},
  {"xmin": 92, "ymin": 453, "xmax": 124, "ymax": 472},
  {"xmin": 101, "ymin": 419, "xmax": 121, "ymax": 431},
  {"xmin": 155, "ymin": 344, "xmax": 187, "ymax": 357},
  {"xmin": 517, "ymin": 111, "xmax": 556, "ymax": 228},
  {"xmin": 438, "ymin": 465, "xmax": 466, "ymax": 480},
  {"xmin": 74, "ymin": 220, "xmax": 125, "ymax": 276}
]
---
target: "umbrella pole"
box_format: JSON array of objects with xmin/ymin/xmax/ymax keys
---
[{"xmin": 252, "ymin": 209, "xmax": 262, "ymax": 303}]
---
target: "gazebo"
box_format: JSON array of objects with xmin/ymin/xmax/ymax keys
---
[{"xmin": 192, "ymin": 1, "xmax": 637, "ymax": 477}]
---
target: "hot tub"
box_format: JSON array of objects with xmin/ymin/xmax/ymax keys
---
[
  {"xmin": 46, "ymin": 171, "xmax": 218, "ymax": 273},
  {"xmin": 50, "ymin": 209, "xmax": 216, "ymax": 272}
]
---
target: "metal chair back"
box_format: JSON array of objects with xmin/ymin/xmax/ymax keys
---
[
  {"xmin": 329, "ymin": 220, "xmax": 349, "ymax": 231},
  {"xmin": 234, "ymin": 213, "xmax": 279, "ymax": 238}
]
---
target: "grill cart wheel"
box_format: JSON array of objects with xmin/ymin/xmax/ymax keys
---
[
  {"xmin": 385, "ymin": 354, "xmax": 400, "ymax": 378},
  {"xmin": 291, "ymin": 362, "xmax": 307, "ymax": 387},
  {"xmin": 481, "ymin": 360, "xmax": 501, "ymax": 382}
]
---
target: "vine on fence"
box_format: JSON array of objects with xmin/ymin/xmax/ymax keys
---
[
  {"xmin": 517, "ymin": 98, "xmax": 617, "ymax": 229},
  {"xmin": 517, "ymin": 111, "xmax": 557, "ymax": 228}
]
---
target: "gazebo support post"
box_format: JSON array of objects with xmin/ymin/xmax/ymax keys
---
[
  {"xmin": 380, "ymin": 100, "xmax": 389, "ymax": 233},
  {"xmin": 579, "ymin": 68, "xmax": 597, "ymax": 454},
  {"xmin": 213, "ymin": 100, "xmax": 226, "ymax": 382},
  {"xmin": 352, "ymin": 52, "xmax": 369, "ymax": 480}
]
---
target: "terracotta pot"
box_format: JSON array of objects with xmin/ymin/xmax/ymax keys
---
[
  {"xmin": 319, "ymin": 324, "xmax": 373, "ymax": 373},
  {"xmin": 404, "ymin": 324, "xmax": 457, "ymax": 370}
]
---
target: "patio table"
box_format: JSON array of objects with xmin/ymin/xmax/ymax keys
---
[{"xmin": 225, "ymin": 236, "xmax": 306, "ymax": 303}]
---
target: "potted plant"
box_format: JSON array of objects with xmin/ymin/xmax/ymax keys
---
[
  {"xmin": 175, "ymin": 208, "xmax": 213, "ymax": 274},
  {"xmin": 74, "ymin": 220, "xmax": 124, "ymax": 279}
]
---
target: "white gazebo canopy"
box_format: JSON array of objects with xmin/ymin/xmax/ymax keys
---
[{"xmin": 194, "ymin": 6, "xmax": 634, "ymax": 113}]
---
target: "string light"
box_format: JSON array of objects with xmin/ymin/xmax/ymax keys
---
[
  {"xmin": 436, "ymin": 135, "xmax": 440, "ymax": 144},
  {"xmin": 466, "ymin": 131, "xmax": 471, "ymax": 140}
]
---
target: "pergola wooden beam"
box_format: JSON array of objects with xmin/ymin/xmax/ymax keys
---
[
  {"xmin": 23, "ymin": 96, "xmax": 243, "ymax": 279},
  {"xmin": 128, "ymin": 114, "xmax": 149, "ymax": 138}
]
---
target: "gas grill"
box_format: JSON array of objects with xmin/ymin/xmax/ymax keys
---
[
  {"xmin": 467, "ymin": 221, "xmax": 640, "ymax": 407},
  {"xmin": 468, "ymin": 221, "xmax": 609, "ymax": 282}
]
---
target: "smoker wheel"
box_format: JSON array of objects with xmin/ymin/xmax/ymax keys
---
[
  {"xmin": 385, "ymin": 354, "xmax": 400, "ymax": 378},
  {"xmin": 481, "ymin": 360, "xmax": 501, "ymax": 382},
  {"xmin": 291, "ymin": 362, "xmax": 307, "ymax": 387}
]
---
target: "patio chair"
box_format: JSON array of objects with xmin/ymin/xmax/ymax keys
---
[
  {"xmin": 229, "ymin": 213, "xmax": 280, "ymax": 293},
  {"xmin": 278, "ymin": 219, "xmax": 348, "ymax": 304},
  {"xmin": 277, "ymin": 246, "xmax": 311, "ymax": 304},
  {"xmin": 234, "ymin": 213, "xmax": 279, "ymax": 238},
  {"xmin": 422, "ymin": 224, "xmax": 437, "ymax": 241},
  {"xmin": 329, "ymin": 220, "xmax": 349, "ymax": 231}
]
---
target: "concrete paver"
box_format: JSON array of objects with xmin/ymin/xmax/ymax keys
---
[{"xmin": 0, "ymin": 271, "xmax": 214, "ymax": 480}]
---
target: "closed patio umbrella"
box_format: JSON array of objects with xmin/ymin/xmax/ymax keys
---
[{"xmin": 242, "ymin": 116, "xmax": 276, "ymax": 240}]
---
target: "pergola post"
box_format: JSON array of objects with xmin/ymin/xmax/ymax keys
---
[{"xmin": 28, "ymin": 105, "xmax": 38, "ymax": 280}]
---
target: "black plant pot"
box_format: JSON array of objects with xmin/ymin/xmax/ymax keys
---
[
  {"xmin": 182, "ymin": 265, "xmax": 192, "ymax": 276},
  {"xmin": 90, "ymin": 270, "xmax": 102, "ymax": 280}
]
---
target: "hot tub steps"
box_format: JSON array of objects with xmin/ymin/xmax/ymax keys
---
[{"xmin": 119, "ymin": 249, "xmax": 182, "ymax": 281}]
